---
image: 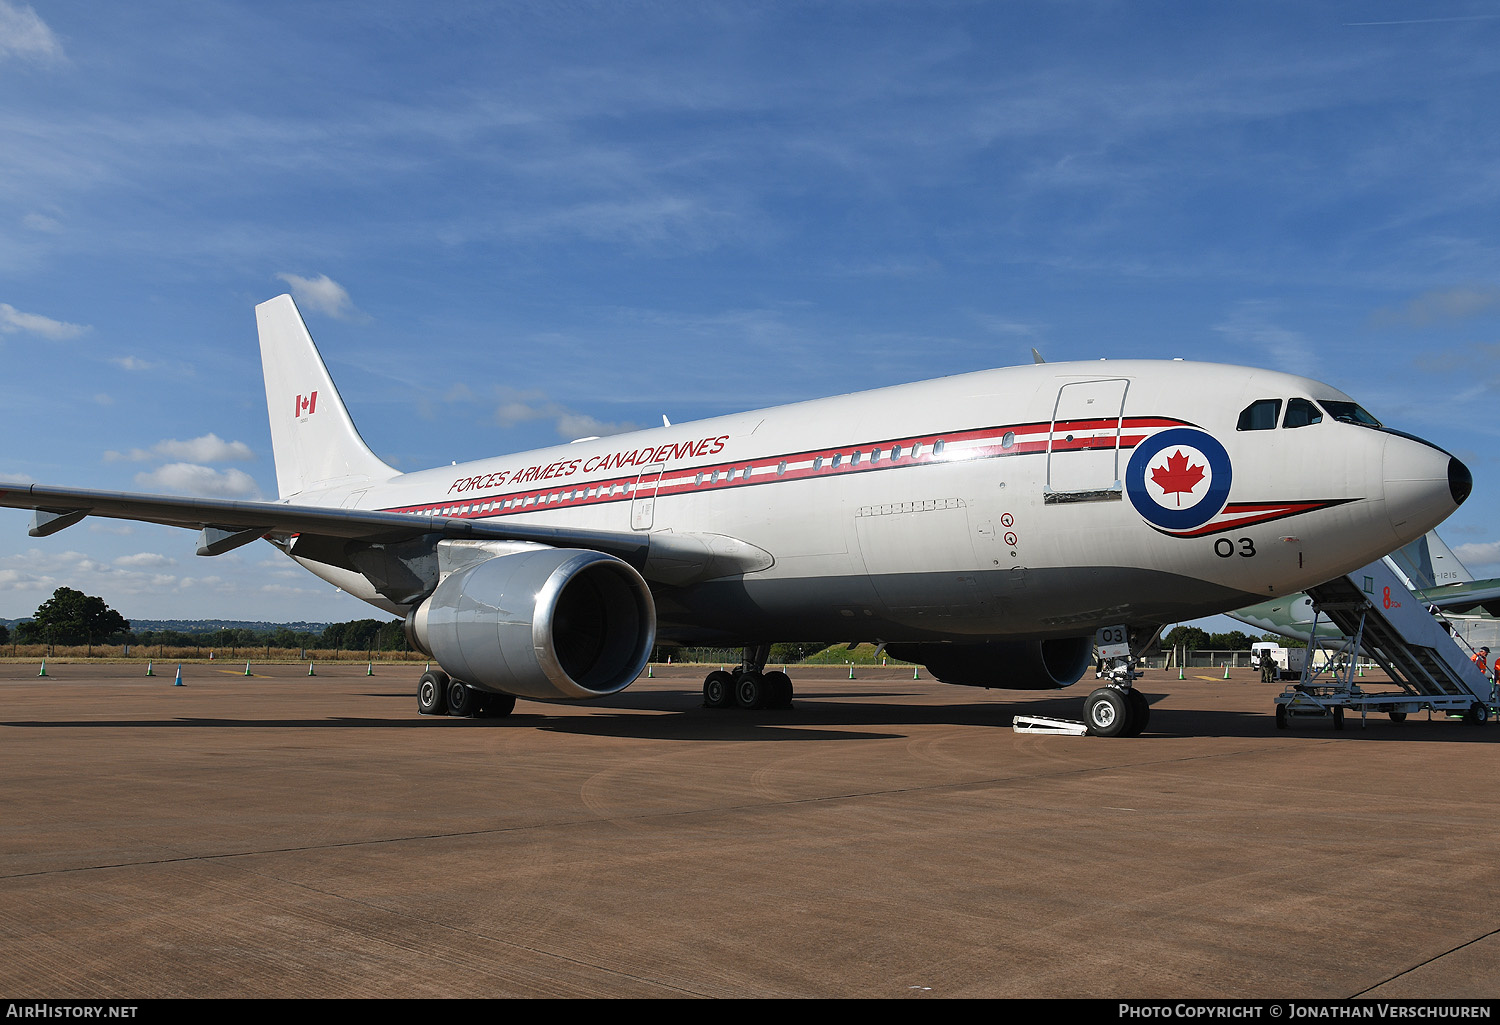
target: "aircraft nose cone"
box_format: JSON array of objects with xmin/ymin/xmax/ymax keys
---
[
  {"xmin": 1450, "ymin": 456, "xmax": 1473, "ymax": 506},
  {"xmin": 1381, "ymin": 434, "xmax": 1465, "ymax": 544}
]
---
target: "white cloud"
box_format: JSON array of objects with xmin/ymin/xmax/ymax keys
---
[
  {"xmin": 106, "ymin": 433, "xmax": 255, "ymax": 464},
  {"xmin": 134, "ymin": 463, "xmax": 261, "ymax": 499},
  {"xmin": 109, "ymin": 355, "xmax": 153, "ymax": 371},
  {"xmin": 0, "ymin": 302, "xmax": 89, "ymax": 340},
  {"xmin": 1211, "ymin": 301, "xmax": 1315, "ymax": 373},
  {"xmin": 1371, "ymin": 286, "xmax": 1500, "ymax": 328},
  {"xmin": 491, "ymin": 388, "xmax": 638, "ymax": 440},
  {"xmin": 274, "ymin": 273, "xmax": 363, "ymax": 321},
  {"xmin": 115, "ymin": 552, "xmax": 175, "ymax": 569},
  {"xmin": 1453, "ymin": 542, "xmax": 1500, "ymax": 573},
  {"xmin": 21, "ymin": 212, "xmax": 60, "ymax": 232},
  {"xmin": 0, "ymin": 2, "xmax": 64, "ymax": 65}
]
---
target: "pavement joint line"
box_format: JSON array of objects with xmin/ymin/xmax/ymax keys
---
[{"xmin": 1350, "ymin": 923, "xmax": 1500, "ymax": 998}]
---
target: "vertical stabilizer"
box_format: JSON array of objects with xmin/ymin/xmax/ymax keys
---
[
  {"xmin": 256, "ymin": 294, "xmax": 397, "ymax": 499},
  {"xmin": 1388, "ymin": 530, "xmax": 1474, "ymax": 590}
]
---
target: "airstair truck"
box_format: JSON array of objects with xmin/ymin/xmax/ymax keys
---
[{"xmin": 1274, "ymin": 558, "xmax": 1495, "ymax": 728}]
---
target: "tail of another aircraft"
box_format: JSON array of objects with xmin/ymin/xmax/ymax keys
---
[
  {"xmin": 1389, "ymin": 530, "xmax": 1474, "ymax": 589},
  {"xmin": 256, "ymin": 294, "xmax": 398, "ymax": 500}
]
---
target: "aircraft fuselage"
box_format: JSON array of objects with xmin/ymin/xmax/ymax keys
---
[{"xmin": 289, "ymin": 359, "xmax": 1466, "ymax": 647}]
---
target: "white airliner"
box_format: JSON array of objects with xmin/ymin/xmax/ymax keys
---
[{"xmin": 0, "ymin": 296, "xmax": 1472, "ymax": 736}]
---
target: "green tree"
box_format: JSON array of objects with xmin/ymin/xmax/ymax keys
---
[
  {"xmin": 1163, "ymin": 626, "xmax": 1208, "ymax": 652},
  {"xmin": 27, "ymin": 587, "xmax": 129, "ymax": 645},
  {"xmin": 321, "ymin": 619, "xmax": 389, "ymax": 651},
  {"xmin": 1207, "ymin": 631, "xmax": 1254, "ymax": 651}
]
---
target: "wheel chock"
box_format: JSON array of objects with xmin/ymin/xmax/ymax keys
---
[{"xmin": 1012, "ymin": 715, "xmax": 1089, "ymax": 736}]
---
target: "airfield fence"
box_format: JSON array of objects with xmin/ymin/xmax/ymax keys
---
[{"xmin": 1, "ymin": 643, "xmax": 1316, "ymax": 672}]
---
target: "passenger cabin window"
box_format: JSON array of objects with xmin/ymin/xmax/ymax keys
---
[
  {"xmin": 1237, "ymin": 399, "xmax": 1282, "ymax": 431},
  {"xmin": 1283, "ymin": 398, "xmax": 1322, "ymax": 429}
]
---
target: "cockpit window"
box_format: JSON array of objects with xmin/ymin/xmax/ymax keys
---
[
  {"xmin": 1283, "ymin": 398, "xmax": 1323, "ymax": 429},
  {"xmin": 1319, "ymin": 400, "xmax": 1383, "ymax": 428},
  {"xmin": 1237, "ymin": 399, "xmax": 1282, "ymax": 431}
]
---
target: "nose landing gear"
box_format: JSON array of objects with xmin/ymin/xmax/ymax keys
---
[{"xmin": 1084, "ymin": 657, "xmax": 1151, "ymax": 737}]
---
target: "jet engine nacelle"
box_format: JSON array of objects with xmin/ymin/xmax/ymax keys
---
[
  {"xmin": 887, "ymin": 636, "xmax": 1093, "ymax": 690},
  {"xmin": 407, "ymin": 548, "xmax": 656, "ymax": 701}
]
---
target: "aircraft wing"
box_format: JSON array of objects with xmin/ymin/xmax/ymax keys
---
[
  {"xmin": 0, "ymin": 481, "xmax": 651, "ymax": 565},
  {"xmin": 1415, "ymin": 578, "xmax": 1500, "ymax": 617}
]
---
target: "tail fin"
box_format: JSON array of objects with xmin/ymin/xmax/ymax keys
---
[
  {"xmin": 256, "ymin": 294, "xmax": 397, "ymax": 499},
  {"xmin": 1389, "ymin": 530, "xmax": 1474, "ymax": 590}
]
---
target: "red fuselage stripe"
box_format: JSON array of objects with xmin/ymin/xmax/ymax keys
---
[{"xmin": 381, "ymin": 416, "xmax": 1192, "ymax": 519}]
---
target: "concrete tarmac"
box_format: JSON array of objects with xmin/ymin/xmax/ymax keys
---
[{"xmin": 0, "ymin": 661, "xmax": 1495, "ymax": 999}]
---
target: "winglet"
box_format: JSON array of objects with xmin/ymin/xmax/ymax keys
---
[{"xmin": 256, "ymin": 295, "xmax": 397, "ymax": 499}]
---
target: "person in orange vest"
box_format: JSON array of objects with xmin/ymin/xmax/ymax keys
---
[{"xmin": 1472, "ymin": 646, "xmax": 1489, "ymax": 675}]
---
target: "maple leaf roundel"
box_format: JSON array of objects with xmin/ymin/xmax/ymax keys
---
[{"xmin": 1125, "ymin": 428, "xmax": 1233, "ymax": 532}]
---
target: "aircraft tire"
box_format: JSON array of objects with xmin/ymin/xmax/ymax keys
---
[
  {"xmin": 763, "ymin": 670, "xmax": 793, "ymax": 709},
  {"xmin": 703, "ymin": 671, "xmax": 734, "ymax": 708},
  {"xmin": 477, "ymin": 692, "xmax": 516, "ymax": 718},
  {"xmin": 418, "ymin": 670, "xmax": 450, "ymax": 716},
  {"xmin": 735, "ymin": 672, "xmax": 767, "ymax": 710},
  {"xmin": 1124, "ymin": 689, "xmax": 1150, "ymax": 736},
  {"xmin": 447, "ymin": 679, "xmax": 481, "ymax": 718},
  {"xmin": 1084, "ymin": 687, "xmax": 1130, "ymax": 737}
]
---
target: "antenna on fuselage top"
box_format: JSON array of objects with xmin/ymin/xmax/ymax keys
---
[
  {"xmin": 1031, "ymin": 348, "xmax": 1046, "ymax": 364},
  {"xmin": 662, "ymin": 414, "xmax": 672, "ymax": 427}
]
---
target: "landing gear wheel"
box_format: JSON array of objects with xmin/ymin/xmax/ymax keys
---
[
  {"xmin": 1084, "ymin": 687, "xmax": 1131, "ymax": 738},
  {"xmin": 477, "ymin": 692, "xmax": 516, "ymax": 718},
  {"xmin": 762, "ymin": 670, "xmax": 794, "ymax": 710},
  {"xmin": 1466, "ymin": 701, "xmax": 1489, "ymax": 724},
  {"xmin": 703, "ymin": 670, "xmax": 734, "ymax": 708},
  {"xmin": 1332, "ymin": 705, "xmax": 1344, "ymax": 731},
  {"xmin": 1275, "ymin": 703, "xmax": 1288, "ymax": 730},
  {"xmin": 735, "ymin": 672, "xmax": 767, "ymax": 710},
  {"xmin": 447, "ymin": 679, "xmax": 481, "ymax": 718},
  {"xmin": 1124, "ymin": 689, "xmax": 1150, "ymax": 736},
  {"xmin": 417, "ymin": 670, "xmax": 450, "ymax": 715}
]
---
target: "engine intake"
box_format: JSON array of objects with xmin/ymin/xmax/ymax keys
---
[
  {"xmin": 886, "ymin": 636, "xmax": 1092, "ymax": 690},
  {"xmin": 407, "ymin": 548, "xmax": 656, "ymax": 701}
]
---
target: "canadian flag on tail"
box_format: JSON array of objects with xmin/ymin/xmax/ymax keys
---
[{"xmin": 295, "ymin": 391, "xmax": 318, "ymax": 418}]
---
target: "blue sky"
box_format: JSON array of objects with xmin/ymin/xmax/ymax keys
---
[{"xmin": 2, "ymin": 1, "xmax": 1499, "ymax": 625}]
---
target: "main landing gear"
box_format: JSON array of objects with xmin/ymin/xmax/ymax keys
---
[
  {"xmin": 703, "ymin": 644, "xmax": 794, "ymax": 710},
  {"xmin": 1083, "ymin": 685, "xmax": 1150, "ymax": 737},
  {"xmin": 416, "ymin": 668, "xmax": 516, "ymax": 719}
]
